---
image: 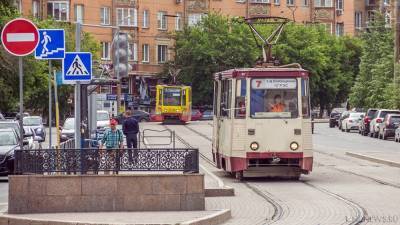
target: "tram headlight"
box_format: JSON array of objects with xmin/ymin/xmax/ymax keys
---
[
  {"xmin": 250, "ymin": 142, "xmax": 259, "ymax": 151},
  {"xmin": 290, "ymin": 142, "xmax": 299, "ymax": 151}
]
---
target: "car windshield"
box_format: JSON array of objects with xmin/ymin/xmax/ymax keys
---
[
  {"xmin": 391, "ymin": 117, "xmax": 400, "ymax": 123},
  {"xmin": 63, "ymin": 119, "xmax": 75, "ymax": 130},
  {"xmin": 250, "ymin": 78, "xmax": 298, "ymax": 118},
  {"xmin": 203, "ymin": 111, "xmax": 212, "ymax": 115},
  {"xmin": 381, "ymin": 111, "xmax": 400, "ymax": 118},
  {"xmin": 350, "ymin": 113, "xmax": 364, "ymax": 118},
  {"xmin": 97, "ymin": 112, "xmax": 109, "ymax": 121},
  {"xmin": 0, "ymin": 131, "xmax": 17, "ymax": 146},
  {"xmin": 367, "ymin": 110, "xmax": 377, "ymax": 117},
  {"xmin": 23, "ymin": 117, "xmax": 42, "ymax": 126},
  {"xmin": 332, "ymin": 108, "xmax": 346, "ymax": 113},
  {"xmin": 163, "ymin": 88, "xmax": 181, "ymax": 106}
]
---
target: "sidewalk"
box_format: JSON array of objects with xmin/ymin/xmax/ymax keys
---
[
  {"xmin": 0, "ymin": 210, "xmax": 231, "ymax": 225},
  {"xmin": 346, "ymin": 151, "xmax": 400, "ymax": 168}
]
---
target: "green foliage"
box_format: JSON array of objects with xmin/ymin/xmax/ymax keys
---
[
  {"xmin": 167, "ymin": 13, "xmax": 362, "ymax": 111},
  {"xmin": 349, "ymin": 15, "xmax": 395, "ymax": 109},
  {"xmin": 0, "ymin": 4, "xmax": 100, "ymax": 120}
]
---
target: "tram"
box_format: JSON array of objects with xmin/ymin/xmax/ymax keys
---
[
  {"xmin": 155, "ymin": 85, "xmax": 192, "ymax": 123},
  {"xmin": 212, "ymin": 17, "xmax": 313, "ymax": 179}
]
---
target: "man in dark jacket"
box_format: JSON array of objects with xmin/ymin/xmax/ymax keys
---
[{"xmin": 122, "ymin": 110, "xmax": 139, "ymax": 161}]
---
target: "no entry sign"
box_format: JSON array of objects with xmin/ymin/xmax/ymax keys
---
[{"xmin": 1, "ymin": 18, "xmax": 39, "ymax": 56}]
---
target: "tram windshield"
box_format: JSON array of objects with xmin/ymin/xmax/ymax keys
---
[
  {"xmin": 163, "ymin": 88, "xmax": 181, "ymax": 106},
  {"xmin": 250, "ymin": 78, "xmax": 298, "ymax": 118}
]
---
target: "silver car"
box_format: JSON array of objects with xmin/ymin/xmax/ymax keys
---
[
  {"xmin": 23, "ymin": 116, "xmax": 46, "ymax": 142},
  {"xmin": 341, "ymin": 112, "xmax": 364, "ymax": 132},
  {"xmin": 369, "ymin": 110, "xmax": 400, "ymax": 138}
]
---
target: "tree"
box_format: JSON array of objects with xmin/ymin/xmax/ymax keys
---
[{"xmin": 349, "ymin": 15, "xmax": 394, "ymax": 109}]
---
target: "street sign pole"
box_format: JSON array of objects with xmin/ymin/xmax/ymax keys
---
[
  {"xmin": 18, "ymin": 57, "xmax": 23, "ymax": 150},
  {"xmin": 48, "ymin": 60, "xmax": 52, "ymax": 149},
  {"xmin": 74, "ymin": 22, "xmax": 81, "ymax": 149},
  {"xmin": 53, "ymin": 70, "xmax": 61, "ymax": 148}
]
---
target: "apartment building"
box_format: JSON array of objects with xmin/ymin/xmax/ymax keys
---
[{"xmin": 12, "ymin": 0, "xmax": 394, "ymax": 107}]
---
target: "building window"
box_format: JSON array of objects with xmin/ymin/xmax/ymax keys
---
[
  {"xmin": 158, "ymin": 11, "xmax": 167, "ymax": 30},
  {"xmin": 336, "ymin": 0, "xmax": 343, "ymax": 10},
  {"xmin": 336, "ymin": 23, "xmax": 344, "ymax": 36},
  {"xmin": 355, "ymin": 12, "xmax": 362, "ymax": 29},
  {"xmin": 367, "ymin": 10, "xmax": 375, "ymax": 23},
  {"xmin": 143, "ymin": 10, "xmax": 149, "ymax": 28},
  {"xmin": 47, "ymin": 1, "xmax": 69, "ymax": 21},
  {"xmin": 323, "ymin": 23, "xmax": 332, "ymax": 34},
  {"xmin": 101, "ymin": 42, "xmax": 110, "ymax": 60},
  {"xmin": 251, "ymin": 0, "xmax": 270, "ymax": 3},
  {"xmin": 188, "ymin": 13, "xmax": 205, "ymax": 26},
  {"xmin": 13, "ymin": 0, "xmax": 22, "ymax": 13},
  {"xmin": 384, "ymin": 0, "xmax": 390, "ymax": 6},
  {"xmin": 157, "ymin": 45, "xmax": 168, "ymax": 63},
  {"xmin": 32, "ymin": 0, "xmax": 40, "ymax": 18},
  {"xmin": 142, "ymin": 44, "xmax": 149, "ymax": 62},
  {"xmin": 75, "ymin": 4, "xmax": 84, "ymax": 23},
  {"xmin": 303, "ymin": 0, "xmax": 308, "ymax": 6},
  {"xmin": 117, "ymin": 8, "xmax": 138, "ymax": 27},
  {"xmin": 314, "ymin": 0, "xmax": 332, "ymax": 7},
  {"xmin": 100, "ymin": 7, "xmax": 110, "ymax": 25},
  {"xmin": 129, "ymin": 43, "xmax": 138, "ymax": 61},
  {"xmin": 287, "ymin": 0, "xmax": 294, "ymax": 6},
  {"xmin": 175, "ymin": 13, "xmax": 182, "ymax": 31},
  {"xmin": 385, "ymin": 12, "xmax": 391, "ymax": 27},
  {"xmin": 274, "ymin": 0, "xmax": 280, "ymax": 5}
]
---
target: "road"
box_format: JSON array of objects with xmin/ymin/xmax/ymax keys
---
[{"xmin": 1, "ymin": 122, "xmax": 400, "ymax": 224}]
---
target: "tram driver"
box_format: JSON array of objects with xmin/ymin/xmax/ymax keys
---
[{"xmin": 269, "ymin": 94, "xmax": 286, "ymax": 112}]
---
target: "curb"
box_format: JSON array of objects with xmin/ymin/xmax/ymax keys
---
[
  {"xmin": 345, "ymin": 152, "xmax": 400, "ymax": 168},
  {"xmin": 0, "ymin": 209, "xmax": 231, "ymax": 225},
  {"xmin": 205, "ymin": 187, "xmax": 235, "ymax": 197}
]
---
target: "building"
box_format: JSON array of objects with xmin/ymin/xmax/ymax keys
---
[{"xmin": 12, "ymin": 0, "xmax": 394, "ymax": 109}]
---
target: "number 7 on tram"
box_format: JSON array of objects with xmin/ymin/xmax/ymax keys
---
[{"xmin": 212, "ymin": 67, "xmax": 313, "ymax": 179}]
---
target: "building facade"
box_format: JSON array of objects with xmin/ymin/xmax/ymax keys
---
[{"xmin": 13, "ymin": 0, "xmax": 394, "ymax": 109}]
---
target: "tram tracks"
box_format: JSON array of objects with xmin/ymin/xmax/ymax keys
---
[{"xmin": 179, "ymin": 123, "xmax": 369, "ymax": 225}]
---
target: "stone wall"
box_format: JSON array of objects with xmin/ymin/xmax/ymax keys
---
[{"xmin": 8, "ymin": 174, "xmax": 205, "ymax": 214}]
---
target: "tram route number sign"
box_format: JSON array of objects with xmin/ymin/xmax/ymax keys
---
[{"xmin": 252, "ymin": 78, "xmax": 297, "ymax": 89}]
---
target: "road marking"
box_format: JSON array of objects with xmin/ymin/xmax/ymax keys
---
[{"xmin": 6, "ymin": 33, "xmax": 35, "ymax": 42}]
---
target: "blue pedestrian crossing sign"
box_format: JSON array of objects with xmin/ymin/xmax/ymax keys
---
[
  {"xmin": 35, "ymin": 29, "xmax": 65, "ymax": 59},
  {"xmin": 62, "ymin": 52, "xmax": 92, "ymax": 84}
]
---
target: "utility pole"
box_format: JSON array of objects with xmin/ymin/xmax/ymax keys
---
[
  {"xmin": 74, "ymin": 22, "xmax": 81, "ymax": 149},
  {"xmin": 395, "ymin": 0, "xmax": 400, "ymax": 107}
]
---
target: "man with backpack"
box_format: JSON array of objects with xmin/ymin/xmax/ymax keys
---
[
  {"xmin": 122, "ymin": 110, "xmax": 139, "ymax": 162},
  {"xmin": 100, "ymin": 119, "xmax": 124, "ymax": 174}
]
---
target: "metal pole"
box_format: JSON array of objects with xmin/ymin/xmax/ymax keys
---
[
  {"xmin": 395, "ymin": 0, "xmax": 400, "ymax": 85},
  {"xmin": 54, "ymin": 70, "xmax": 61, "ymax": 149},
  {"xmin": 116, "ymin": 28, "xmax": 121, "ymax": 115},
  {"xmin": 18, "ymin": 57, "xmax": 24, "ymax": 150},
  {"xmin": 75, "ymin": 22, "xmax": 82, "ymax": 149},
  {"xmin": 48, "ymin": 60, "xmax": 52, "ymax": 149}
]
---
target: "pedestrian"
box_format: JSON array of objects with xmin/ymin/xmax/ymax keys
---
[
  {"xmin": 122, "ymin": 110, "xmax": 139, "ymax": 163},
  {"xmin": 100, "ymin": 119, "xmax": 124, "ymax": 174}
]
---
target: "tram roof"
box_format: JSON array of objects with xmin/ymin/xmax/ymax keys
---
[{"xmin": 215, "ymin": 67, "xmax": 309, "ymax": 79}]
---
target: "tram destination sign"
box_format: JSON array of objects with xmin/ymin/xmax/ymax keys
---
[{"xmin": 252, "ymin": 78, "xmax": 297, "ymax": 89}]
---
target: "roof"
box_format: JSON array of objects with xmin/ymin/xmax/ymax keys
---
[{"xmin": 215, "ymin": 67, "xmax": 309, "ymax": 79}]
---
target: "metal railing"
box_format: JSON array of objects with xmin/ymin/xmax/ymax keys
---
[{"xmin": 14, "ymin": 148, "xmax": 199, "ymax": 174}]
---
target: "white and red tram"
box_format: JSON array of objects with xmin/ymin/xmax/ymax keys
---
[{"xmin": 212, "ymin": 67, "xmax": 313, "ymax": 179}]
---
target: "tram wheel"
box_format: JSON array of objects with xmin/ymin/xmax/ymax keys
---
[{"xmin": 235, "ymin": 171, "xmax": 244, "ymax": 181}]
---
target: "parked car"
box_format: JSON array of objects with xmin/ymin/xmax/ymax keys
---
[
  {"xmin": 329, "ymin": 108, "xmax": 346, "ymax": 128},
  {"xmin": 15, "ymin": 112, "xmax": 30, "ymax": 121},
  {"xmin": 0, "ymin": 113, "xmax": 5, "ymax": 120},
  {"xmin": 359, "ymin": 108, "xmax": 378, "ymax": 136},
  {"xmin": 338, "ymin": 111, "xmax": 352, "ymax": 130},
  {"xmin": 200, "ymin": 110, "xmax": 213, "ymax": 120},
  {"xmin": 378, "ymin": 114, "xmax": 400, "ymax": 140},
  {"xmin": 23, "ymin": 116, "xmax": 45, "ymax": 142},
  {"xmin": 132, "ymin": 110, "xmax": 150, "ymax": 122},
  {"xmin": 0, "ymin": 128, "xmax": 27, "ymax": 176},
  {"xmin": 341, "ymin": 112, "xmax": 364, "ymax": 132},
  {"xmin": 97, "ymin": 110, "xmax": 110, "ymax": 128},
  {"xmin": 60, "ymin": 118, "xmax": 75, "ymax": 143},
  {"xmin": 369, "ymin": 109, "xmax": 400, "ymax": 138},
  {"xmin": 191, "ymin": 110, "xmax": 202, "ymax": 121},
  {"xmin": 0, "ymin": 120, "xmax": 25, "ymax": 140}
]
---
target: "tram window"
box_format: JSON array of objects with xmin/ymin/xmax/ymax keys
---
[
  {"xmin": 235, "ymin": 79, "xmax": 247, "ymax": 118},
  {"xmin": 163, "ymin": 88, "xmax": 181, "ymax": 106},
  {"xmin": 301, "ymin": 78, "xmax": 310, "ymax": 118},
  {"xmin": 250, "ymin": 78, "xmax": 298, "ymax": 118},
  {"xmin": 182, "ymin": 89, "xmax": 187, "ymax": 106},
  {"xmin": 213, "ymin": 82, "xmax": 218, "ymax": 116},
  {"xmin": 220, "ymin": 80, "xmax": 232, "ymax": 118},
  {"xmin": 158, "ymin": 89, "xmax": 162, "ymax": 105}
]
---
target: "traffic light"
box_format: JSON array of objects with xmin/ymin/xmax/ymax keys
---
[{"xmin": 114, "ymin": 32, "xmax": 132, "ymax": 78}]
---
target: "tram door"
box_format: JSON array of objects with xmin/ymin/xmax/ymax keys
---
[{"xmin": 215, "ymin": 79, "xmax": 233, "ymax": 169}]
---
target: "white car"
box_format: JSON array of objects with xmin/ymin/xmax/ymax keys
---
[
  {"xmin": 369, "ymin": 109, "xmax": 400, "ymax": 138},
  {"xmin": 341, "ymin": 112, "xmax": 364, "ymax": 132},
  {"xmin": 97, "ymin": 110, "xmax": 110, "ymax": 128},
  {"xmin": 395, "ymin": 127, "xmax": 400, "ymax": 142}
]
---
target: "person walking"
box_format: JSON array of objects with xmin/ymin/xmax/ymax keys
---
[
  {"xmin": 122, "ymin": 110, "xmax": 139, "ymax": 162},
  {"xmin": 100, "ymin": 119, "xmax": 124, "ymax": 174}
]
